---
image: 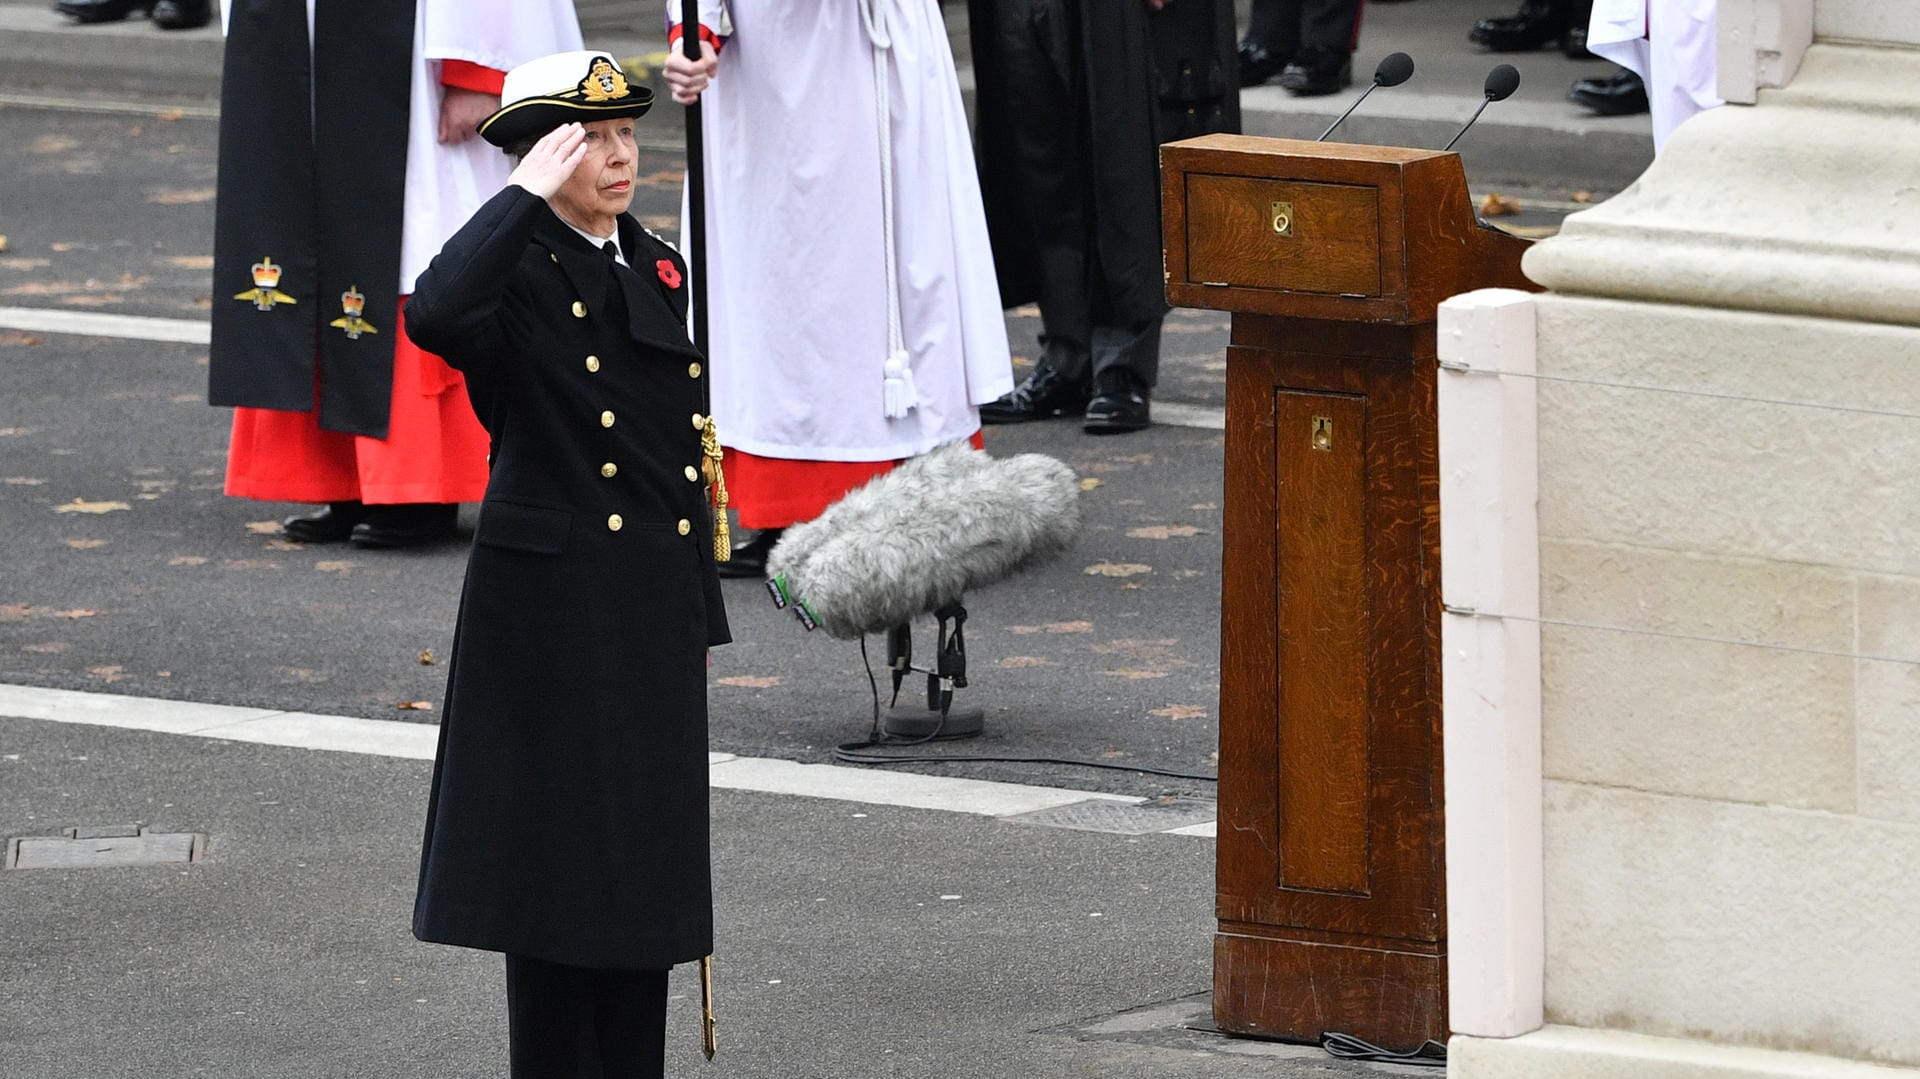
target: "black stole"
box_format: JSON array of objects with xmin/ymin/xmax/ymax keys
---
[{"xmin": 208, "ymin": 0, "xmax": 418, "ymax": 439}]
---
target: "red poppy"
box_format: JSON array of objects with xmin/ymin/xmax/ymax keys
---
[{"xmin": 656, "ymin": 259, "xmax": 683, "ymax": 289}]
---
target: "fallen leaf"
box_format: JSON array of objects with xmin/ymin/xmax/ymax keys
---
[
  {"xmin": 418, "ymin": 649, "xmax": 435, "ymax": 666},
  {"xmin": 397, "ymin": 700, "xmax": 434, "ymax": 711},
  {"xmin": 88, "ymin": 666, "xmax": 128, "ymax": 683},
  {"xmin": 245, "ymin": 520, "xmax": 282, "ymax": 535},
  {"xmin": 263, "ymin": 540, "xmax": 304, "ymax": 551},
  {"xmin": 4, "ymin": 477, "xmax": 47, "ymax": 485},
  {"xmin": 1127, "ymin": 524, "xmax": 1202, "ymax": 540},
  {"xmin": 62, "ymin": 538, "xmax": 107, "ymax": 549},
  {"xmin": 1044, "ymin": 620, "xmax": 1094, "ymax": 633},
  {"xmin": 0, "ymin": 235, "xmax": 7, "ymax": 252},
  {"xmin": 158, "ymin": 108, "xmax": 185, "ymax": 122},
  {"xmin": 718, "ymin": 675, "xmax": 783, "ymax": 689},
  {"xmin": 163, "ymin": 255, "xmax": 215, "ymax": 270},
  {"xmin": 1102, "ymin": 668, "xmax": 1170, "ymax": 680},
  {"xmin": 0, "ymin": 605, "xmax": 28, "ymax": 621},
  {"xmin": 996, "ymin": 656, "xmax": 1054, "ymax": 668},
  {"xmin": 0, "ymin": 332, "xmax": 46, "ymax": 346},
  {"xmin": 171, "ymin": 393, "xmax": 200, "ymax": 403},
  {"xmin": 1078, "ymin": 477, "xmax": 1103, "ymax": 491},
  {"xmin": 1150, "ymin": 705, "xmax": 1209, "ymax": 720},
  {"xmin": 1479, "ymin": 192, "xmax": 1522, "ymax": 217},
  {"xmin": 49, "ymin": 609, "xmax": 98, "ymax": 619},
  {"xmin": 30, "ymin": 135, "xmax": 77, "ymax": 154},
  {"xmin": 147, "ymin": 187, "xmax": 216, "ymax": 205},
  {"xmin": 54, "ymin": 498, "xmax": 131, "ymax": 514},
  {"xmin": 314, "ymin": 560, "xmax": 354, "ymax": 572},
  {"xmin": 22, "ymin": 642, "xmax": 69, "ymax": 653},
  {"xmin": 1571, "ymin": 190, "xmax": 1595, "ymax": 204},
  {"xmin": 127, "ymin": 125, "xmax": 143, "ymax": 138},
  {"xmin": 60, "ymin": 294, "xmax": 123, "ymax": 307},
  {"xmin": 221, "ymin": 559, "xmax": 281, "ymax": 570},
  {"xmin": 49, "ymin": 242, "xmax": 74, "ymax": 252},
  {"xmin": 1189, "ymin": 502, "xmax": 1217, "ymax": 511},
  {"xmin": 0, "ymin": 257, "xmax": 51, "ymax": 270},
  {"xmin": 1084, "ymin": 562, "xmax": 1152, "ymax": 578},
  {"xmin": 0, "ymin": 428, "xmax": 40, "ymax": 437}
]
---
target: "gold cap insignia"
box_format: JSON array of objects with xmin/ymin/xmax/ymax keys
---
[
  {"xmin": 234, "ymin": 256, "xmax": 297, "ymax": 311},
  {"xmin": 579, "ymin": 57, "xmax": 630, "ymax": 103},
  {"xmin": 328, "ymin": 286, "xmax": 378, "ymax": 339}
]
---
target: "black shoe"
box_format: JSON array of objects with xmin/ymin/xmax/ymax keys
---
[
  {"xmin": 1083, "ymin": 371, "xmax": 1151, "ymax": 435},
  {"xmin": 348, "ymin": 503, "xmax": 458, "ymax": 549},
  {"xmin": 53, "ymin": 0, "xmax": 149, "ymax": 23},
  {"xmin": 1469, "ymin": 0, "xmax": 1580, "ymax": 52},
  {"xmin": 1568, "ymin": 69, "xmax": 1648, "ymax": 116},
  {"xmin": 980, "ymin": 365, "xmax": 1091, "ymax": 424},
  {"xmin": 717, "ymin": 528, "xmax": 782, "ymax": 579},
  {"xmin": 1277, "ymin": 47, "xmax": 1353, "ymax": 98},
  {"xmin": 150, "ymin": 0, "xmax": 208, "ymax": 29},
  {"xmin": 281, "ymin": 501, "xmax": 368, "ymax": 544},
  {"xmin": 1236, "ymin": 40, "xmax": 1293, "ymax": 88}
]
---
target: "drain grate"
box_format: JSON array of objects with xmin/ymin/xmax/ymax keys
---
[
  {"xmin": 1002, "ymin": 797, "xmax": 1217, "ymax": 835},
  {"xmin": 5, "ymin": 826, "xmax": 206, "ymax": 870}
]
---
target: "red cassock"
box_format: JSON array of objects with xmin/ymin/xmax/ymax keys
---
[{"xmin": 722, "ymin": 429, "xmax": 986, "ymax": 531}]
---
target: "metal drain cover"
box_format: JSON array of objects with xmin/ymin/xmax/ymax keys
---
[
  {"xmin": 6, "ymin": 827, "xmax": 205, "ymax": 870},
  {"xmin": 1002, "ymin": 797, "xmax": 1217, "ymax": 835}
]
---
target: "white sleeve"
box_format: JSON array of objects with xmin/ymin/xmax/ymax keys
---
[{"xmin": 420, "ymin": 0, "xmax": 585, "ymax": 72}]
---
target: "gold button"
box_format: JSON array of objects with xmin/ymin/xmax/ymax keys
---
[
  {"xmin": 683, "ymin": 465, "xmax": 699, "ymax": 482},
  {"xmin": 676, "ymin": 518, "xmax": 691, "ymax": 536},
  {"xmin": 688, "ymin": 362, "xmax": 702, "ymax": 378},
  {"xmin": 600, "ymin": 411, "xmax": 615, "ymax": 428},
  {"xmin": 607, "ymin": 514, "xmax": 624, "ymax": 531},
  {"xmin": 601, "ymin": 462, "xmax": 618, "ymax": 478},
  {"xmin": 691, "ymin": 412, "xmax": 705, "ymax": 430},
  {"xmin": 571, "ymin": 301, "xmax": 586, "ymax": 318},
  {"xmin": 585, "ymin": 355, "xmax": 600, "ymax": 373},
  {"xmin": 550, "ymin": 253, "xmax": 559, "ymax": 263}
]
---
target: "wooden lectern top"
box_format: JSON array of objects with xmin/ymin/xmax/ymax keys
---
[{"xmin": 1160, "ymin": 133, "xmax": 1534, "ymax": 326}]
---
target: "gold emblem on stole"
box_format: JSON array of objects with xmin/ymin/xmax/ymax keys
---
[
  {"xmin": 234, "ymin": 257, "xmax": 297, "ymax": 310},
  {"xmin": 328, "ymin": 286, "xmax": 378, "ymax": 339}
]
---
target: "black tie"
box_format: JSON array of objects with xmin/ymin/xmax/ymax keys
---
[{"xmin": 602, "ymin": 241, "xmax": 619, "ymax": 261}]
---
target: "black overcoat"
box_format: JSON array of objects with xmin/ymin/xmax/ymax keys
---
[{"xmin": 406, "ymin": 185, "xmax": 731, "ymax": 971}]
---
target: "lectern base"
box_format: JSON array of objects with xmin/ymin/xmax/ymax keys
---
[
  {"xmin": 1212, "ymin": 928, "xmax": 1446, "ymax": 1051},
  {"xmin": 882, "ymin": 705, "xmax": 984, "ymax": 740}
]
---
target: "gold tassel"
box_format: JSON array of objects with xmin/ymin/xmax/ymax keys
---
[
  {"xmin": 700, "ymin": 954, "xmax": 717, "ymax": 1060},
  {"xmin": 700, "ymin": 416, "xmax": 731, "ymax": 562}
]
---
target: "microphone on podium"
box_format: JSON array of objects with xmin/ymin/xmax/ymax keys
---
[
  {"xmin": 1442, "ymin": 64, "xmax": 1520, "ymax": 152},
  {"xmin": 1316, "ymin": 52, "xmax": 1415, "ymax": 142}
]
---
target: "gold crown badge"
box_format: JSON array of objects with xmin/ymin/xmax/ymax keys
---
[{"xmin": 579, "ymin": 57, "xmax": 629, "ymax": 102}]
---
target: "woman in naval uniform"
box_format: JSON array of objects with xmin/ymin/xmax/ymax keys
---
[{"xmin": 403, "ymin": 51, "xmax": 730, "ymax": 1078}]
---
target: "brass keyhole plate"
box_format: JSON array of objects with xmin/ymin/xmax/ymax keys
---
[
  {"xmin": 1311, "ymin": 415, "xmax": 1333, "ymax": 451},
  {"xmin": 1271, "ymin": 200, "xmax": 1294, "ymax": 238}
]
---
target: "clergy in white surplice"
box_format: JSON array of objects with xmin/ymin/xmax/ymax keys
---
[
  {"xmin": 666, "ymin": 0, "xmax": 1014, "ymax": 574},
  {"xmin": 1588, "ymin": 0, "xmax": 1722, "ymax": 151}
]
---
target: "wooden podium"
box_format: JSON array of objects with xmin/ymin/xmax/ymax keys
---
[{"xmin": 1160, "ymin": 134, "xmax": 1533, "ymax": 1048}]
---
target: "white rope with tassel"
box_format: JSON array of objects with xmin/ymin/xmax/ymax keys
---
[{"xmin": 860, "ymin": 0, "xmax": 917, "ymax": 419}]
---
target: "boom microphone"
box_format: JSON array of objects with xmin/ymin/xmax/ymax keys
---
[
  {"xmin": 764, "ymin": 441, "xmax": 1081, "ymax": 640},
  {"xmin": 1318, "ymin": 52, "xmax": 1415, "ymax": 142},
  {"xmin": 1442, "ymin": 64, "xmax": 1520, "ymax": 152}
]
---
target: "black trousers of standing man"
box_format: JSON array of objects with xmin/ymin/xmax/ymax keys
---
[
  {"xmin": 1244, "ymin": 0, "xmax": 1366, "ymax": 59},
  {"xmin": 505, "ymin": 955, "xmax": 669, "ymax": 1077}
]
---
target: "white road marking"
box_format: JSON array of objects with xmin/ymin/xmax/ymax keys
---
[
  {"xmin": 0, "ymin": 306, "xmax": 210, "ymax": 345},
  {"xmin": 0, "ymin": 684, "xmax": 1213, "ymax": 834}
]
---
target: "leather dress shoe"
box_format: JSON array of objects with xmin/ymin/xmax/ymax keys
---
[
  {"xmin": 348, "ymin": 503, "xmax": 458, "ymax": 549},
  {"xmin": 1568, "ymin": 69, "xmax": 1648, "ymax": 116},
  {"xmin": 1083, "ymin": 370, "xmax": 1151, "ymax": 435},
  {"xmin": 1278, "ymin": 47, "xmax": 1353, "ymax": 98},
  {"xmin": 53, "ymin": 0, "xmax": 150, "ymax": 23},
  {"xmin": 717, "ymin": 527, "xmax": 783, "ymax": 579},
  {"xmin": 151, "ymin": 0, "xmax": 209, "ymax": 29},
  {"xmin": 1237, "ymin": 40, "xmax": 1292, "ymax": 88},
  {"xmin": 979, "ymin": 364, "xmax": 1091, "ymax": 424},
  {"xmin": 1469, "ymin": 0, "xmax": 1581, "ymax": 52},
  {"xmin": 281, "ymin": 501, "xmax": 368, "ymax": 544}
]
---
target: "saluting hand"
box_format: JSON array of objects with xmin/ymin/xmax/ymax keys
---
[{"xmin": 508, "ymin": 123, "xmax": 588, "ymax": 200}]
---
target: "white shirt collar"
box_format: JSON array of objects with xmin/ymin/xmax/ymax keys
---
[{"xmin": 565, "ymin": 222, "xmax": 625, "ymax": 266}]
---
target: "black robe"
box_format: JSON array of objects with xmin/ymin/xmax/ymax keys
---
[
  {"xmin": 968, "ymin": 0, "xmax": 1238, "ymax": 326},
  {"xmin": 407, "ymin": 187, "xmax": 730, "ymax": 970}
]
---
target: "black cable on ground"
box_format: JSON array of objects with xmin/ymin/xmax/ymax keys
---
[
  {"xmin": 829, "ymin": 636, "xmax": 1219, "ymax": 784},
  {"xmin": 1321, "ymin": 1032, "xmax": 1447, "ymax": 1067}
]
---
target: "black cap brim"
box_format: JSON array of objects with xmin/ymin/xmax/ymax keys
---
[{"xmin": 479, "ymin": 88, "xmax": 655, "ymax": 149}]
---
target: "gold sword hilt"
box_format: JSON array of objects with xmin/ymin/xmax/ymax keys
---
[{"xmin": 700, "ymin": 954, "xmax": 716, "ymax": 1060}]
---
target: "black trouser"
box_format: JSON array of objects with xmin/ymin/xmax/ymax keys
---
[
  {"xmin": 1245, "ymin": 0, "xmax": 1367, "ymax": 55},
  {"xmin": 505, "ymin": 955, "xmax": 669, "ymax": 1078},
  {"xmin": 991, "ymin": 0, "xmax": 1163, "ymax": 390}
]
